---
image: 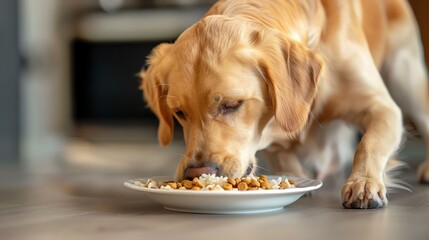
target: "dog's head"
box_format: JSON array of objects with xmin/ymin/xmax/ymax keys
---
[{"xmin": 141, "ymin": 16, "xmax": 323, "ymax": 180}]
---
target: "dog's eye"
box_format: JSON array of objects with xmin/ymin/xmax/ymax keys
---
[
  {"xmin": 174, "ymin": 110, "xmax": 186, "ymax": 120},
  {"xmin": 221, "ymin": 100, "xmax": 243, "ymax": 114}
]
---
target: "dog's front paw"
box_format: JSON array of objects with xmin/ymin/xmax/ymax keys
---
[
  {"xmin": 341, "ymin": 177, "xmax": 387, "ymax": 209},
  {"xmin": 418, "ymin": 161, "xmax": 429, "ymax": 183}
]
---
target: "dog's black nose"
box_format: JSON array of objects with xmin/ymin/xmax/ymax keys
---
[{"xmin": 184, "ymin": 166, "xmax": 218, "ymax": 180}]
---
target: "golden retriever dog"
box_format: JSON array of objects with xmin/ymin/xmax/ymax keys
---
[{"xmin": 140, "ymin": 0, "xmax": 429, "ymax": 209}]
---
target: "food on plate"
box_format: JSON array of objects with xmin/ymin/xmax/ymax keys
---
[{"xmin": 135, "ymin": 174, "xmax": 296, "ymax": 191}]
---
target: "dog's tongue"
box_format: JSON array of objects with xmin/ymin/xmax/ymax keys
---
[{"xmin": 184, "ymin": 167, "xmax": 217, "ymax": 179}]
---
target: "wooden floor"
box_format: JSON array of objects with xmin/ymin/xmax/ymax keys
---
[{"xmin": 1, "ymin": 137, "xmax": 429, "ymax": 240}]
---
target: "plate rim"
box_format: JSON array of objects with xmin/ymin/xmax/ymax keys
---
[{"xmin": 123, "ymin": 175, "xmax": 323, "ymax": 196}]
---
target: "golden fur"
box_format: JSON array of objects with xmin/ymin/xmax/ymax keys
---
[{"xmin": 141, "ymin": 0, "xmax": 429, "ymax": 209}]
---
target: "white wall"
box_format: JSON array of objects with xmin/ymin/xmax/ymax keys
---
[{"xmin": 19, "ymin": 0, "xmax": 72, "ymax": 172}]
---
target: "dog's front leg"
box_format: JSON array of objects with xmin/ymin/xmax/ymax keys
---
[{"xmin": 336, "ymin": 94, "xmax": 403, "ymax": 209}]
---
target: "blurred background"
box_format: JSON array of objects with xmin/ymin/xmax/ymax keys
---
[
  {"xmin": 0, "ymin": 0, "xmax": 428, "ymax": 176},
  {"xmin": 0, "ymin": 0, "xmax": 217, "ymax": 176}
]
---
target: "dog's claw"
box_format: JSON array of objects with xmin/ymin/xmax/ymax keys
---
[
  {"xmin": 351, "ymin": 201, "xmax": 361, "ymax": 209},
  {"xmin": 368, "ymin": 199, "xmax": 383, "ymax": 209},
  {"xmin": 341, "ymin": 177, "xmax": 387, "ymax": 209},
  {"xmin": 343, "ymin": 197, "xmax": 385, "ymax": 209}
]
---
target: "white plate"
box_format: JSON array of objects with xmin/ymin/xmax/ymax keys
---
[{"xmin": 124, "ymin": 176, "xmax": 322, "ymax": 214}]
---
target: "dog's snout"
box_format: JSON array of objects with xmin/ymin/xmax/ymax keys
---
[{"xmin": 184, "ymin": 166, "xmax": 218, "ymax": 180}]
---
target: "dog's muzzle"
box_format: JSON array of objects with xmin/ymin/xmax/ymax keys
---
[
  {"xmin": 183, "ymin": 162, "xmax": 254, "ymax": 180},
  {"xmin": 184, "ymin": 166, "xmax": 218, "ymax": 180}
]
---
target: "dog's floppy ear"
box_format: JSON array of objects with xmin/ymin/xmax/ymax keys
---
[
  {"xmin": 140, "ymin": 43, "xmax": 174, "ymax": 146},
  {"xmin": 259, "ymin": 32, "xmax": 324, "ymax": 134}
]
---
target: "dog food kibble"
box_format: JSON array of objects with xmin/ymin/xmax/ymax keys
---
[
  {"xmin": 140, "ymin": 174, "xmax": 296, "ymax": 191},
  {"xmin": 193, "ymin": 179, "xmax": 204, "ymax": 188},
  {"xmin": 279, "ymin": 181, "xmax": 290, "ymax": 189},
  {"xmin": 242, "ymin": 178, "xmax": 251, "ymax": 185},
  {"xmin": 250, "ymin": 179, "xmax": 260, "ymax": 187},
  {"xmin": 227, "ymin": 178, "xmax": 236, "ymax": 186},
  {"xmin": 167, "ymin": 182, "xmax": 178, "ymax": 189},
  {"xmin": 237, "ymin": 182, "xmax": 249, "ymax": 191},
  {"xmin": 183, "ymin": 180, "xmax": 193, "ymax": 189},
  {"xmin": 222, "ymin": 183, "xmax": 233, "ymax": 190}
]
